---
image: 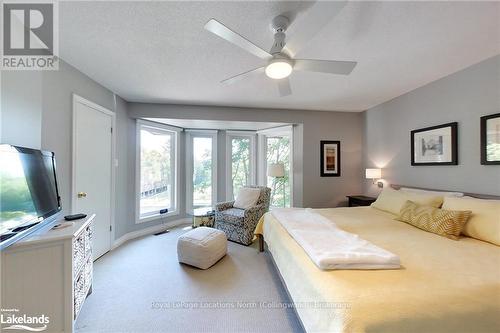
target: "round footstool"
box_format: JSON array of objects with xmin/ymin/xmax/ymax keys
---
[{"xmin": 177, "ymin": 227, "xmax": 227, "ymax": 269}]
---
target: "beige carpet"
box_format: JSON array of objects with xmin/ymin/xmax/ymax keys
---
[{"xmin": 75, "ymin": 224, "xmax": 303, "ymax": 333}]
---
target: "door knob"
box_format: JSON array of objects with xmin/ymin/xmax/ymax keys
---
[{"xmin": 77, "ymin": 192, "xmax": 87, "ymax": 198}]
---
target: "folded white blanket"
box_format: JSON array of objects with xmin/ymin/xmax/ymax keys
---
[{"xmin": 271, "ymin": 208, "xmax": 401, "ymax": 270}]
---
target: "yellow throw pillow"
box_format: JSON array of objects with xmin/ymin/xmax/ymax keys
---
[
  {"xmin": 371, "ymin": 188, "xmax": 444, "ymax": 215},
  {"xmin": 396, "ymin": 201, "xmax": 471, "ymax": 240},
  {"xmin": 442, "ymin": 197, "xmax": 500, "ymax": 246}
]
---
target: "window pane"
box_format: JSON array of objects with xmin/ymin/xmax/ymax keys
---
[
  {"xmin": 140, "ymin": 127, "xmax": 173, "ymax": 217},
  {"xmin": 231, "ymin": 138, "xmax": 251, "ymax": 199},
  {"xmin": 266, "ymin": 136, "xmax": 290, "ymax": 207},
  {"xmin": 193, "ymin": 137, "xmax": 212, "ymax": 208}
]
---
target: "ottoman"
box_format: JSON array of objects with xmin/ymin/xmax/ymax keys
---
[{"xmin": 177, "ymin": 227, "xmax": 227, "ymax": 269}]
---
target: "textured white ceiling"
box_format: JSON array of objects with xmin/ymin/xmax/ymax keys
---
[{"xmin": 59, "ymin": 1, "xmax": 500, "ymax": 112}]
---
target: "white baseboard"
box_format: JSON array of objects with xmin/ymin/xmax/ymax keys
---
[{"xmin": 112, "ymin": 218, "xmax": 190, "ymax": 250}]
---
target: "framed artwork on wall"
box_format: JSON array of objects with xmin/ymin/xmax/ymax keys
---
[
  {"xmin": 320, "ymin": 140, "xmax": 341, "ymax": 177},
  {"xmin": 411, "ymin": 122, "xmax": 458, "ymax": 166},
  {"xmin": 481, "ymin": 113, "xmax": 500, "ymax": 165}
]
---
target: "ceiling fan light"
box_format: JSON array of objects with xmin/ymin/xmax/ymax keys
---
[{"xmin": 265, "ymin": 60, "xmax": 293, "ymax": 79}]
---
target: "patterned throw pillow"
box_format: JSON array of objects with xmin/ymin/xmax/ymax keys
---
[{"xmin": 396, "ymin": 201, "xmax": 472, "ymax": 240}]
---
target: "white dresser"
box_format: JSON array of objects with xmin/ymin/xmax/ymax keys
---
[{"xmin": 1, "ymin": 214, "xmax": 95, "ymax": 333}]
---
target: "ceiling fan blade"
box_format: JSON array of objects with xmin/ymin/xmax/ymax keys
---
[
  {"xmin": 204, "ymin": 19, "xmax": 272, "ymax": 60},
  {"xmin": 277, "ymin": 78, "xmax": 292, "ymax": 97},
  {"xmin": 294, "ymin": 59, "xmax": 357, "ymax": 75},
  {"xmin": 221, "ymin": 67, "xmax": 265, "ymax": 85},
  {"xmin": 283, "ymin": 1, "xmax": 347, "ymax": 57}
]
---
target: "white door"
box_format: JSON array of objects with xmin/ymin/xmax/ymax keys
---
[{"xmin": 72, "ymin": 95, "xmax": 114, "ymax": 260}]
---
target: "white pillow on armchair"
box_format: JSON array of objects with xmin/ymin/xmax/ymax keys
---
[{"xmin": 233, "ymin": 188, "xmax": 261, "ymax": 209}]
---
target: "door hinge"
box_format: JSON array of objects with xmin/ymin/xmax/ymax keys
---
[
  {"xmin": 111, "ymin": 127, "xmax": 113, "ymax": 133},
  {"xmin": 109, "ymin": 225, "xmax": 112, "ymax": 232}
]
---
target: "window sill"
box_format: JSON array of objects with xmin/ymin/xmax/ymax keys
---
[{"xmin": 136, "ymin": 210, "xmax": 179, "ymax": 224}]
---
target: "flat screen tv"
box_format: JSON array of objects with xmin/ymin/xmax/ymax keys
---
[{"xmin": 0, "ymin": 144, "xmax": 62, "ymax": 250}]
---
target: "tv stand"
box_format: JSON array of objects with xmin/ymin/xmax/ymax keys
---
[{"xmin": 1, "ymin": 214, "xmax": 95, "ymax": 332}]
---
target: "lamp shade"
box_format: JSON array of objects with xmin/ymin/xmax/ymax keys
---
[
  {"xmin": 268, "ymin": 163, "xmax": 285, "ymax": 177},
  {"xmin": 365, "ymin": 168, "xmax": 381, "ymax": 179}
]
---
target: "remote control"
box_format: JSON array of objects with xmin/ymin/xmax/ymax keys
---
[{"xmin": 64, "ymin": 213, "xmax": 87, "ymax": 221}]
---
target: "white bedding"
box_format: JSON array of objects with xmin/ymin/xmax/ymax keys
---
[{"xmin": 271, "ymin": 208, "xmax": 400, "ymax": 270}]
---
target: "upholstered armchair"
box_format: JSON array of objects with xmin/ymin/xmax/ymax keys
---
[{"xmin": 215, "ymin": 186, "xmax": 271, "ymax": 245}]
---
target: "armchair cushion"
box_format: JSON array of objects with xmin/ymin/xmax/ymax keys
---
[
  {"xmin": 234, "ymin": 187, "xmax": 261, "ymax": 209},
  {"xmin": 220, "ymin": 208, "xmax": 245, "ymax": 220}
]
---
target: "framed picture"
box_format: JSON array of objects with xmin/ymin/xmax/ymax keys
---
[
  {"xmin": 411, "ymin": 122, "xmax": 457, "ymax": 166},
  {"xmin": 320, "ymin": 141, "xmax": 340, "ymax": 177},
  {"xmin": 481, "ymin": 113, "xmax": 500, "ymax": 165}
]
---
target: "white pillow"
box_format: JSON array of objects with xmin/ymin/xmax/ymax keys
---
[
  {"xmin": 371, "ymin": 188, "xmax": 444, "ymax": 215},
  {"xmin": 234, "ymin": 188, "xmax": 261, "ymax": 209},
  {"xmin": 400, "ymin": 187, "xmax": 464, "ymax": 198}
]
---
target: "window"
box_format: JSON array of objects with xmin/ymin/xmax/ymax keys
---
[
  {"xmin": 226, "ymin": 132, "xmax": 256, "ymax": 200},
  {"xmin": 193, "ymin": 137, "xmax": 213, "ymax": 207},
  {"xmin": 258, "ymin": 126, "xmax": 293, "ymax": 208},
  {"xmin": 186, "ymin": 131, "xmax": 217, "ymax": 212},
  {"xmin": 136, "ymin": 120, "xmax": 179, "ymax": 222},
  {"xmin": 266, "ymin": 136, "xmax": 291, "ymax": 207}
]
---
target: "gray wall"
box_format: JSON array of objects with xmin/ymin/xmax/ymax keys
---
[
  {"xmin": 114, "ymin": 95, "xmax": 137, "ymax": 238},
  {"xmin": 128, "ymin": 103, "xmax": 365, "ymax": 210},
  {"xmin": 1, "ymin": 71, "xmax": 43, "ymax": 148},
  {"xmin": 363, "ymin": 55, "xmax": 500, "ymax": 196}
]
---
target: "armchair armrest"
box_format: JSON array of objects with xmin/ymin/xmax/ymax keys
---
[
  {"xmin": 242, "ymin": 204, "xmax": 267, "ymax": 231},
  {"xmin": 244, "ymin": 204, "xmax": 266, "ymax": 218},
  {"xmin": 216, "ymin": 201, "xmax": 235, "ymax": 212}
]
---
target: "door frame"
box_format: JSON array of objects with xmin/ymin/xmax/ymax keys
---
[{"xmin": 71, "ymin": 93, "xmax": 116, "ymax": 249}]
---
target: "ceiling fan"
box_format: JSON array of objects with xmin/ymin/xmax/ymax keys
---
[{"xmin": 204, "ymin": 1, "xmax": 357, "ymax": 97}]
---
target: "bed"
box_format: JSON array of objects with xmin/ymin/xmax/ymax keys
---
[{"xmin": 255, "ymin": 194, "xmax": 500, "ymax": 333}]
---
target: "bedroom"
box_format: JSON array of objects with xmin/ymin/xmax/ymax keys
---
[{"xmin": 0, "ymin": 1, "xmax": 499, "ymax": 333}]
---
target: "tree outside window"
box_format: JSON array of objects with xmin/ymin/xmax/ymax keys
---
[
  {"xmin": 231, "ymin": 138, "xmax": 251, "ymax": 199},
  {"xmin": 266, "ymin": 136, "xmax": 290, "ymax": 207},
  {"xmin": 139, "ymin": 126, "xmax": 175, "ymax": 219},
  {"xmin": 192, "ymin": 137, "xmax": 213, "ymax": 208}
]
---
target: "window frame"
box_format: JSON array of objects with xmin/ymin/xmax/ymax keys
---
[
  {"xmin": 185, "ymin": 130, "xmax": 218, "ymax": 214},
  {"xmin": 135, "ymin": 119, "xmax": 181, "ymax": 224},
  {"xmin": 257, "ymin": 125, "xmax": 294, "ymax": 208},
  {"xmin": 225, "ymin": 131, "xmax": 257, "ymax": 200}
]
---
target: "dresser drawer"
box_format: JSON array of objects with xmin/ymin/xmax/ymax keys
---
[
  {"xmin": 73, "ymin": 232, "xmax": 85, "ymax": 276},
  {"xmin": 84, "ymin": 224, "xmax": 92, "ymax": 257},
  {"xmin": 74, "ymin": 271, "xmax": 85, "ymax": 319},
  {"xmin": 84, "ymin": 256, "xmax": 93, "ymax": 294}
]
